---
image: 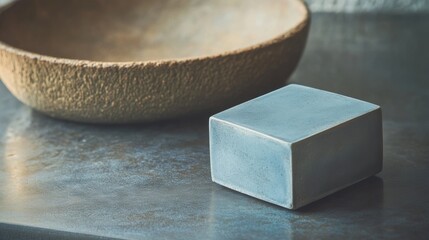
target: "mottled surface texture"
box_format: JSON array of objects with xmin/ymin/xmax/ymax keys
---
[
  {"xmin": 0, "ymin": 12, "xmax": 429, "ymax": 240},
  {"xmin": 0, "ymin": 0, "xmax": 308, "ymax": 123}
]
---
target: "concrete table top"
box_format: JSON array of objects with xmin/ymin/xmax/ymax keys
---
[{"xmin": 1, "ymin": 13, "xmax": 429, "ymax": 239}]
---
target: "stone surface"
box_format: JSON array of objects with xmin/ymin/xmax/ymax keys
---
[
  {"xmin": 0, "ymin": 12, "xmax": 428, "ymax": 240},
  {"xmin": 210, "ymin": 84, "xmax": 382, "ymax": 209},
  {"xmin": 0, "ymin": 0, "xmax": 308, "ymax": 123}
]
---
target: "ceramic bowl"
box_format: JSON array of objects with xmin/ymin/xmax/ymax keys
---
[{"xmin": 0, "ymin": 0, "xmax": 309, "ymax": 123}]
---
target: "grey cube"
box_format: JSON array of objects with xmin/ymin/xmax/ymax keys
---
[{"xmin": 209, "ymin": 84, "xmax": 382, "ymax": 209}]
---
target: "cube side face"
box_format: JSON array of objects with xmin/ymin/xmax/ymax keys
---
[
  {"xmin": 291, "ymin": 108, "xmax": 383, "ymax": 209},
  {"xmin": 209, "ymin": 117, "xmax": 293, "ymax": 208}
]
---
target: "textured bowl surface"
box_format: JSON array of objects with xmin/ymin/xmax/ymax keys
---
[{"xmin": 0, "ymin": 0, "xmax": 309, "ymax": 123}]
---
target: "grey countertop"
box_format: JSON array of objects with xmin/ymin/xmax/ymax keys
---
[{"xmin": 1, "ymin": 12, "xmax": 428, "ymax": 240}]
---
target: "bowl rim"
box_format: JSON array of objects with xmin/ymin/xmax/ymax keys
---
[{"xmin": 0, "ymin": 0, "xmax": 309, "ymax": 67}]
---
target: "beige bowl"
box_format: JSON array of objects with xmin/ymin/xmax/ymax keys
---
[{"xmin": 0, "ymin": 0, "xmax": 309, "ymax": 123}]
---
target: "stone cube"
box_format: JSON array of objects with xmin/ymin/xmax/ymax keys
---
[{"xmin": 209, "ymin": 84, "xmax": 382, "ymax": 209}]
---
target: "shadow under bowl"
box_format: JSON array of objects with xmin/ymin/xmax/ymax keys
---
[{"xmin": 0, "ymin": 0, "xmax": 309, "ymax": 123}]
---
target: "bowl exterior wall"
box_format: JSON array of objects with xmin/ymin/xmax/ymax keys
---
[{"xmin": 0, "ymin": 23, "xmax": 309, "ymax": 123}]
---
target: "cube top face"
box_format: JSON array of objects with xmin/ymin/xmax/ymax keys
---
[{"xmin": 212, "ymin": 84, "xmax": 379, "ymax": 143}]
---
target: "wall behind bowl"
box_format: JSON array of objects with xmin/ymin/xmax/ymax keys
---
[
  {"xmin": 1, "ymin": 0, "xmax": 429, "ymax": 13},
  {"xmin": 306, "ymin": 0, "xmax": 429, "ymax": 13}
]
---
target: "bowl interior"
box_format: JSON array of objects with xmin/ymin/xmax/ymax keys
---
[{"xmin": 0, "ymin": 0, "xmax": 306, "ymax": 62}]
